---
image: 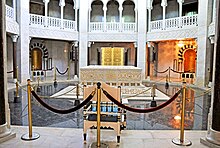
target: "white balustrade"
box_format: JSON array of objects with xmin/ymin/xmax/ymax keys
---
[
  {"xmin": 29, "ymin": 14, "xmax": 45, "ymax": 26},
  {"xmin": 181, "ymin": 15, "xmax": 198, "ymax": 27},
  {"xmin": 150, "ymin": 14, "xmax": 198, "ymax": 32},
  {"xmin": 122, "ymin": 23, "xmax": 136, "ymax": 32},
  {"xmin": 150, "ymin": 20, "xmax": 163, "ymax": 31},
  {"xmin": 6, "ymin": 5, "xmax": 14, "ymax": 20},
  {"xmin": 165, "ymin": 17, "xmax": 179, "ymax": 29},
  {"xmin": 63, "ymin": 19, "xmax": 76, "ymax": 30},
  {"xmin": 106, "ymin": 22, "xmax": 120, "ymax": 32},
  {"xmin": 90, "ymin": 22, "xmax": 104, "ymax": 32},
  {"xmin": 29, "ymin": 14, "xmax": 76, "ymax": 31}
]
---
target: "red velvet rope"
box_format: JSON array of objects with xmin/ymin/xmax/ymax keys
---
[
  {"xmin": 31, "ymin": 89, "xmax": 95, "ymax": 114},
  {"xmin": 102, "ymin": 88, "xmax": 182, "ymax": 113}
]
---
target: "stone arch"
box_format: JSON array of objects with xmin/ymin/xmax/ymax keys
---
[
  {"xmin": 178, "ymin": 44, "xmax": 196, "ymax": 62},
  {"xmin": 29, "ymin": 42, "xmax": 48, "ymax": 59}
]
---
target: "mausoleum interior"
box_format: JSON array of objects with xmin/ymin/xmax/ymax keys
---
[{"xmin": 1, "ymin": 0, "xmax": 220, "ymax": 147}]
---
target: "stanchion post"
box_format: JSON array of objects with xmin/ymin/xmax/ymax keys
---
[
  {"xmin": 97, "ymin": 82, "xmax": 101, "ymax": 147},
  {"xmin": 172, "ymin": 79, "xmax": 191, "ymax": 146},
  {"xmin": 74, "ymin": 83, "xmax": 80, "ymax": 106},
  {"xmin": 168, "ymin": 67, "xmax": 171, "ymax": 82},
  {"xmin": 21, "ymin": 79, "xmax": 40, "ymax": 140},
  {"xmin": 68, "ymin": 65, "xmax": 70, "ymax": 80},
  {"xmin": 54, "ymin": 66, "xmax": 57, "ymax": 82},
  {"xmin": 150, "ymin": 84, "xmax": 157, "ymax": 107}
]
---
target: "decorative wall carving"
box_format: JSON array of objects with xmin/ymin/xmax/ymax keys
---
[
  {"xmin": 6, "ymin": 19, "xmax": 19, "ymax": 35},
  {"xmin": 147, "ymin": 28, "xmax": 198, "ymax": 41},
  {"xmin": 88, "ymin": 33, "xmax": 137, "ymax": 42},
  {"xmin": 29, "ymin": 27, "xmax": 78, "ymax": 41}
]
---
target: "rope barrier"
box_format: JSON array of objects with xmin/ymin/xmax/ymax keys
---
[
  {"xmin": 123, "ymin": 87, "xmax": 152, "ymax": 99},
  {"xmin": 154, "ymin": 68, "xmax": 169, "ymax": 73},
  {"xmin": 102, "ymin": 88, "xmax": 182, "ymax": 113},
  {"xmin": 170, "ymin": 68, "xmax": 184, "ymax": 74},
  {"xmin": 17, "ymin": 83, "xmax": 28, "ymax": 92},
  {"xmin": 7, "ymin": 70, "xmax": 14, "ymax": 73},
  {"xmin": 31, "ymin": 88, "xmax": 96, "ymax": 114},
  {"xmin": 56, "ymin": 67, "xmax": 69, "ymax": 75},
  {"xmin": 37, "ymin": 86, "xmax": 77, "ymax": 99}
]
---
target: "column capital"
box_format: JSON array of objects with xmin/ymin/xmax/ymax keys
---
[
  {"xmin": 209, "ymin": 36, "xmax": 215, "ymax": 44},
  {"xmin": 74, "ymin": 41, "xmax": 78, "ymax": 47},
  {"xmin": 88, "ymin": 41, "xmax": 91, "ymax": 47},
  {"xmin": 161, "ymin": 0, "xmax": 167, "ymax": 7},
  {"xmin": 177, "ymin": 0, "xmax": 184, "ymax": 4},
  {"xmin": 43, "ymin": 0, "xmax": 50, "ymax": 3},
  {"xmin": 133, "ymin": 42, "xmax": 137, "ymax": 48},
  {"xmin": 11, "ymin": 35, "xmax": 19, "ymax": 42},
  {"xmin": 59, "ymin": 0, "xmax": 65, "ymax": 7}
]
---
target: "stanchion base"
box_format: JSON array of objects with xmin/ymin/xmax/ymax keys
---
[
  {"xmin": 172, "ymin": 137, "xmax": 192, "ymax": 146},
  {"xmin": 21, "ymin": 132, "xmax": 40, "ymax": 141},
  {"xmin": 89, "ymin": 142, "xmax": 109, "ymax": 148}
]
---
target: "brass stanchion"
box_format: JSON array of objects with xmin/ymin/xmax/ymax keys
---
[
  {"xmin": 14, "ymin": 66, "xmax": 19, "ymax": 102},
  {"xmin": 172, "ymin": 79, "xmax": 192, "ymax": 146},
  {"xmin": 150, "ymin": 84, "xmax": 157, "ymax": 107},
  {"xmin": 91, "ymin": 82, "xmax": 107, "ymax": 148},
  {"xmin": 74, "ymin": 83, "xmax": 80, "ymax": 106},
  {"xmin": 168, "ymin": 67, "xmax": 171, "ymax": 82},
  {"xmin": 21, "ymin": 79, "xmax": 40, "ymax": 140}
]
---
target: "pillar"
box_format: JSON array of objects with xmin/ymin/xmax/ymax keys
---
[
  {"xmin": 11, "ymin": 35, "xmax": 18, "ymax": 80},
  {"xmin": 124, "ymin": 48, "xmax": 128, "ymax": 66},
  {"xmin": 135, "ymin": 8, "xmax": 137, "ymax": 32},
  {"xmin": 97, "ymin": 48, "xmax": 101, "ymax": 65},
  {"xmin": 134, "ymin": 42, "xmax": 137, "ymax": 67},
  {"xmin": 0, "ymin": 0, "xmax": 15, "ymax": 143},
  {"xmin": 88, "ymin": 7, "xmax": 91, "ymax": 32},
  {"xmin": 103, "ymin": 6, "xmax": 107, "ymax": 32},
  {"xmin": 137, "ymin": 0, "xmax": 147, "ymax": 78},
  {"xmin": 196, "ymin": 0, "xmax": 212, "ymax": 87},
  {"xmin": 177, "ymin": 0, "xmax": 184, "ymax": 27},
  {"xmin": 59, "ymin": 0, "xmax": 65, "ymax": 29},
  {"xmin": 78, "ymin": 0, "xmax": 89, "ymax": 73},
  {"xmin": 147, "ymin": 42, "xmax": 151, "ymax": 78},
  {"xmin": 87, "ymin": 42, "xmax": 91, "ymax": 65},
  {"xmin": 43, "ymin": 0, "xmax": 49, "ymax": 27},
  {"xmin": 161, "ymin": 0, "xmax": 167, "ymax": 30},
  {"xmin": 74, "ymin": 41, "xmax": 78, "ymax": 76},
  {"xmin": 208, "ymin": 36, "xmax": 215, "ymax": 83},
  {"xmin": 12, "ymin": 0, "xmax": 16, "ymax": 21},
  {"xmin": 147, "ymin": 0, "xmax": 153, "ymax": 32},
  {"xmin": 119, "ymin": 5, "xmax": 123, "ymax": 32},
  {"xmin": 74, "ymin": 7, "xmax": 78, "ymax": 31},
  {"xmin": 17, "ymin": 0, "xmax": 30, "ymax": 83},
  {"xmin": 205, "ymin": 0, "xmax": 220, "ymax": 145}
]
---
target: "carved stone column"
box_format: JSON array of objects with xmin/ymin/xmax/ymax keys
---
[
  {"xmin": 0, "ymin": 0, "xmax": 15, "ymax": 143},
  {"xmin": 43, "ymin": 0, "xmax": 49, "ymax": 27},
  {"xmin": 74, "ymin": 41, "xmax": 78, "ymax": 77},
  {"xmin": 74, "ymin": 6, "xmax": 78, "ymax": 31},
  {"xmin": 97, "ymin": 48, "xmax": 101, "ymax": 65},
  {"xmin": 161, "ymin": 0, "xmax": 167, "ymax": 30},
  {"xmin": 147, "ymin": 0, "xmax": 153, "ymax": 32},
  {"xmin": 124, "ymin": 48, "xmax": 128, "ymax": 66},
  {"xmin": 119, "ymin": 5, "xmax": 123, "ymax": 32},
  {"xmin": 103, "ymin": 6, "xmax": 107, "ymax": 32},
  {"xmin": 177, "ymin": 0, "xmax": 184, "ymax": 27},
  {"xmin": 134, "ymin": 42, "xmax": 137, "ymax": 67},
  {"xmin": 11, "ymin": 35, "xmax": 18, "ymax": 80},
  {"xmin": 59, "ymin": 0, "xmax": 65, "ymax": 29}
]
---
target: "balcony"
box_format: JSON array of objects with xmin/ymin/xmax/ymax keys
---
[
  {"xmin": 89, "ymin": 22, "xmax": 136, "ymax": 32},
  {"xmin": 29, "ymin": 14, "xmax": 77, "ymax": 31},
  {"xmin": 5, "ymin": 5, "xmax": 19, "ymax": 34},
  {"xmin": 150, "ymin": 15, "xmax": 198, "ymax": 32}
]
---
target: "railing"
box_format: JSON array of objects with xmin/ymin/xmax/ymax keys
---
[
  {"xmin": 106, "ymin": 22, "xmax": 120, "ymax": 32},
  {"xmin": 90, "ymin": 22, "xmax": 104, "ymax": 32},
  {"xmin": 150, "ymin": 14, "xmax": 198, "ymax": 32},
  {"xmin": 90, "ymin": 22, "xmax": 136, "ymax": 32},
  {"xmin": 29, "ymin": 14, "xmax": 76, "ymax": 31},
  {"xmin": 6, "ymin": 5, "xmax": 14, "ymax": 20},
  {"xmin": 122, "ymin": 22, "xmax": 136, "ymax": 32},
  {"xmin": 29, "ymin": 14, "xmax": 45, "ymax": 26}
]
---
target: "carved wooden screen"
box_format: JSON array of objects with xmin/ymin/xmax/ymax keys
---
[{"xmin": 101, "ymin": 47, "xmax": 124, "ymax": 66}]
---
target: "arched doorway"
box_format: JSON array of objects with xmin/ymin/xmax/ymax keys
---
[
  {"xmin": 183, "ymin": 49, "xmax": 196, "ymax": 73},
  {"xmin": 31, "ymin": 48, "xmax": 42, "ymax": 70}
]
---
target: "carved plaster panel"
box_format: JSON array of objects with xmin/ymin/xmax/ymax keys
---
[
  {"xmin": 88, "ymin": 33, "xmax": 137, "ymax": 42},
  {"xmin": 208, "ymin": 22, "xmax": 215, "ymax": 37},
  {"xmin": 147, "ymin": 27, "xmax": 198, "ymax": 41},
  {"xmin": 6, "ymin": 19, "xmax": 19, "ymax": 35},
  {"xmin": 29, "ymin": 27, "xmax": 78, "ymax": 41}
]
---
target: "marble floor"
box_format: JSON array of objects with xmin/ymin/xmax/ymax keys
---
[{"xmin": 0, "ymin": 126, "xmax": 209, "ymax": 148}]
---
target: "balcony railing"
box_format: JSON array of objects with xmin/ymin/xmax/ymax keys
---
[
  {"xmin": 89, "ymin": 22, "xmax": 136, "ymax": 32},
  {"xmin": 29, "ymin": 14, "xmax": 77, "ymax": 31},
  {"xmin": 6, "ymin": 5, "xmax": 14, "ymax": 20},
  {"xmin": 150, "ymin": 14, "xmax": 198, "ymax": 32}
]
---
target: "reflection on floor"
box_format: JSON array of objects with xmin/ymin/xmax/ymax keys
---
[{"xmin": 0, "ymin": 126, "xmax": 208, "ymax": 148}]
